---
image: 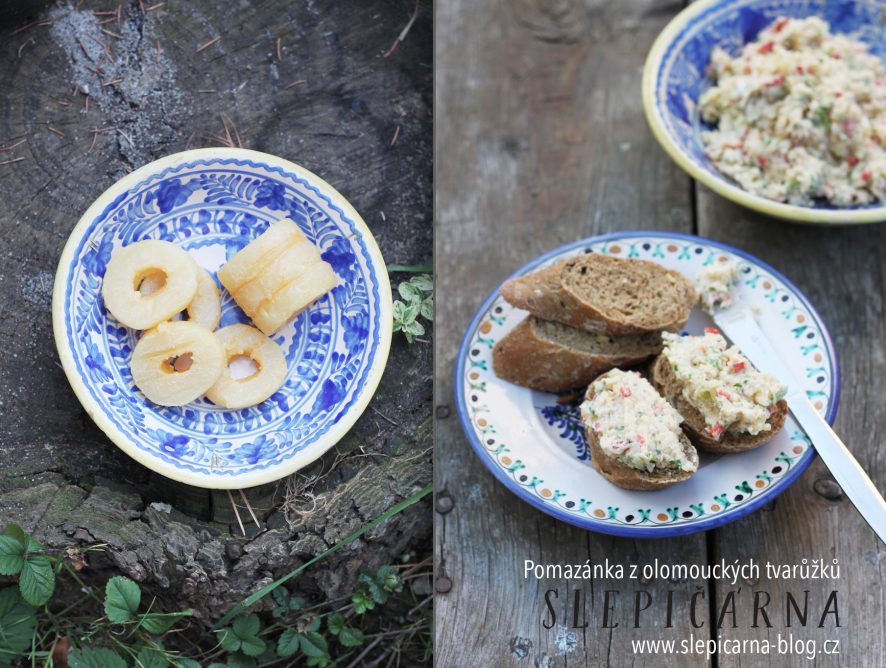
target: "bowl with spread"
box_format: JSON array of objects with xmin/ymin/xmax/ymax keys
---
[{"xmin": 643, "ymin": 0, "xmax": 886, "ymax": 224}]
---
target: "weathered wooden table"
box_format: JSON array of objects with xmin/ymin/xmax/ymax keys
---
[
  {"xmin": 435, "ymin": 1, "xmax": 886, "ymax": 665},
  {"xmin": 0, "ymin": 0, "xmax": 432, "ymax": 622}
]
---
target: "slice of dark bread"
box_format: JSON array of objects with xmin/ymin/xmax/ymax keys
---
[
  {"xmin": 492, "ymin": 317, "xmax": 662, "ymax": 392},
  {"xmin": 650, "ymin": 354, "xmax": 788, "ymax": 454},
  {"xmin": 583, "ymin": 377, "xmax": 698, "ymax": 491},
  {"xmin": 499, "ymin": 254, "xmax": 696, "ymax": 336}
]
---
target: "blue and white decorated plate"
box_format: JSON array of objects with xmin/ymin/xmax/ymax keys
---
[
  {"xmin": 643, "ymin": 0, "xmax": 886, "ymax": 224},
  {"xmin": 53, "ymin": 148, "xmax": 392, "ymax": 489},
  {"xmin": 455, "ymin": 232, "xmax": 839, "ymax": 537}
]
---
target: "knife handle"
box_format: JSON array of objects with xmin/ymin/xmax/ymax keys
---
[{"xmin": 790, "ymin": 395, "xmax": 886, "ymax": 546}]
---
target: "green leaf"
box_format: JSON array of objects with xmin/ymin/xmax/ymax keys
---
[
  {"xmin": 68, "ymin": 648, "xmax": 128, "ymax": 668},
  {"xmin": 225, "ymin": 653, "xmax": 257, "ymax": 668},
  {"xmin": 139, "ymin": 610, "xmax": 192, "ymax": 634},
  {"xmin": 276, "ymin": 628, "xmax": 300, "ymax": 658},
  {"xmin": 0, "ymin": 526, "xmax": 25, "ymax": 546},
  {"xmin": 352, "ymin": 591, "xmax": 374, "ymax": 614},
  {"xmin": 173, "ymin": 660, "xmax": 202, "ymax": 668},
  {"xmin": 378, "ymin": 565, "xmax": 402, "ymax": 592},
  {"xmin": 298, "ymin": 631, "xmax": 328, "ymax": 658},
  {"xmin": 104, "ymin": 576, "xmax": 141, "ymax": 623},
  {"xmin": 404, "ymin": 320, "xmax": 425, "ymax": 337},
  {"xmin": 232, "ymin": 613, "xmax": 261, "ymax": 639},
  {"xmin": 401, "ymin": 301, "xmax": 420, "ymax": 323},
  {"xmin": 218, "ymin": 628, "xmax": 241, "ymax": 653},
  {"xmin": 409, "ymin": 274, "xmax": 433, "ymax": 292},
  {"xmin": 398, "ymin": 281, "xmax": 421, "ymax": 303},
  {"xmin": 392, "ymin": 300, "xmax": 409, "ymax": 323},
  {"xmin": 135, "ymin": 647, "xmax": 169, "ymax": 668},
  {"xmin": 289, "ymin": 595, "xmax": 305, "ymax": 611},
  {"xmin": 0, "ymin": 537, "xmax": 24, "ymax": 576},
  {"xmin": 326, "ymin": 612, "xmax": 345, "ymax": 636},
  {"xmin": 18, "ymin": 556, "xmax": 54, "ymax": 606},
  {"xmin": 338, "ymin": 626, "xmax": 365, "ymax": 648},
  {"xmin": 239, "ymin": 635, "xmax": 266, "ymax": 657},
  {"xmin": 0, "ymin": 587, "xmax": 36, "ymax": 653},
  {"xmin": 271, "ymin": 587, "xmax": 289, "ymax": 609},
  {"xmin": 419, "ymin": 296, "xmax": 433, "ymax": 321}
]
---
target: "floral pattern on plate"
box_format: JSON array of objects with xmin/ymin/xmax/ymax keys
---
[{"xmin": 54, "ymin": 149, "xmax": 392, "ymax": 489}]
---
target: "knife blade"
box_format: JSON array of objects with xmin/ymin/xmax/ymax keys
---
[{"xmin": 713, "ymin": 306, "xmax": 886, "ymax": 545}]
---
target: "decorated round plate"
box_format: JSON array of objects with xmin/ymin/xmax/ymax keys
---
[
  {"xmin": 455, "ymin": 232, "xmax": 839, "ymax": 536},
  {"xmin": 53, "ymin": 148, "xmax": 392, "ymax": 489}
]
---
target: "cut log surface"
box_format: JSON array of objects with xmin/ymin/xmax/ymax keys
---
[{"xmin": 0, "ymin": 0, "xmax": 431, "ymax": 621}]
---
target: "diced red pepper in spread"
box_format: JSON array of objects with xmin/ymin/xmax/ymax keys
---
[
  {"xmin": 732, "ymin": 361, "xmax": 746, "ymax": 372},
  {"xmin": 758, "ymin": 41, "xmax": 775, "ymax": 54},
  {"xmin": 704, "ymin": 327, "xmax": 720, "ymax": 335}
]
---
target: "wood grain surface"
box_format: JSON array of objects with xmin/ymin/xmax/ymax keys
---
[
  {"xmin": 435, "ymin": 0, "xmax": 886, "ymax": 666},
  {"xmin": 0, "ymin": 0, "xmax": 433, "ymax": 622}
]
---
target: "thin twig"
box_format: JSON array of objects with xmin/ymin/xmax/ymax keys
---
[
  {"xmin": 86, "ymin": 33, "xmax": 111, "ymax": 57},
  {"xmin": 146, "ymin": 2, "xmax": 165, "ymax": 10},
  {"xmin": 389, "ymin": 125, "xmax": 401, "ymax": 146},
  {"xmin": 196, "ymin": 36, "xmax": 220, "ymax": 53},
  {"xmin": 370, "ymin": 405, "xmax": 399, "ymax": 427},
  {"xmin": 11, "ymin": 18, "xmax": 53, "ymax": 35},
  {"xmin": 407, "ymin": 594, "xmax": 432, "ymax": 617},
  {"xmin": 383, "ymin": 0, "xmax": 420, "ymax": 58},
  {"xmin": 0, "ymin": 158, "xmax": 25, "ymax": 166},
  {"xmin": 344, "ymin": 637, "xmax": 383, "ymax": 668},
  {"xmin": 0, "ymin": 139, "xmax": 26, "ymax": 152},
  {"xmin": 17, "ymin": 38, "xmax": 33, "ymax": 59},
  {"xmin": 238, "ymin": 489, "xmax": 261, "ymax": 529},
  {"xmin": 226, "ymin": 489, "xmax": 246, "ymax": 536},
  {"xmin": 276, "ymin": 37, "xmax": 282, "ymax": 63},
  {"xmin": 101, "ymin": 28, "xmax": 123, "ymax": 39},
  {"xmin": 285, "ymin": 79, "xmax": 307, "ymax": 89},
  {"xmin": 156, "ymin": 39, "xmax": 161, "ymax": 63},
  {"xmin": 48, "ymin": 126, "xmax": 66, "ymax": 139}
]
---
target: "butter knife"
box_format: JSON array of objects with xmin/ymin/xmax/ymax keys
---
[{"xmin": 712, "ymin": 305, "xmax": 886, "ymax": 545}]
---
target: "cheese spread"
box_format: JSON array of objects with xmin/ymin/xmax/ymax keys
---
[
  {"xmin": 696, "ymin": 258, "xmax": 740, "ymax": 314},
  {"xmin": 580, "ymin": 369, "xmax": 695, "ymax": 473},
  {"xmin": 661, "ymin": 331, "xmax": 787, "ymax": 437},
  {"xmin": 699, "ymin": 17, "xmax": 886, "ymax": 207}
]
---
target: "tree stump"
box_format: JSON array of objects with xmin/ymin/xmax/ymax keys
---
[{"xmin": 0, "ymin": 0, "xmax": 432, "ymax": 623}]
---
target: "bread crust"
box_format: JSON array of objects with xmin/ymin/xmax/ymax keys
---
[
  {"xmin": 583, "ymin": 381, "xmax": 698, "ymax": 491},
  {"xmin": 492, "ymin": 317, "xmax": 661, "ymax": 392},
  {"xmin": 499, "ymin": 254, "xmax": 695, "ymax": 336},
  {"xmin": 650, "ymin": 355, "xmax": 788, "ymax": 454}
]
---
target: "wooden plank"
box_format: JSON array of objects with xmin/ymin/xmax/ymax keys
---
[
  {"xmin": 434, "ymin": 0, "xmax": 710, "ymax": 665},
  {"xmin": 696, "ymin": 187, "xmax": 886, "ymax": 666}
]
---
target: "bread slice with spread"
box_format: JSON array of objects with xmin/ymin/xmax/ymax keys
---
[
  {"xmin": 581, "ymin": 369, "xmax": 698, "ymax": 490},
  {"xmin": 651, "ymin": 330, "xmax": 788, "ymax": 454},
  {"xmin": 499, "ymin": 253, "xmax": 695, "ymax": 336},
  {"xmin": 492, "ymin": 317, "xmax": 662, "ymax": 392}
]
